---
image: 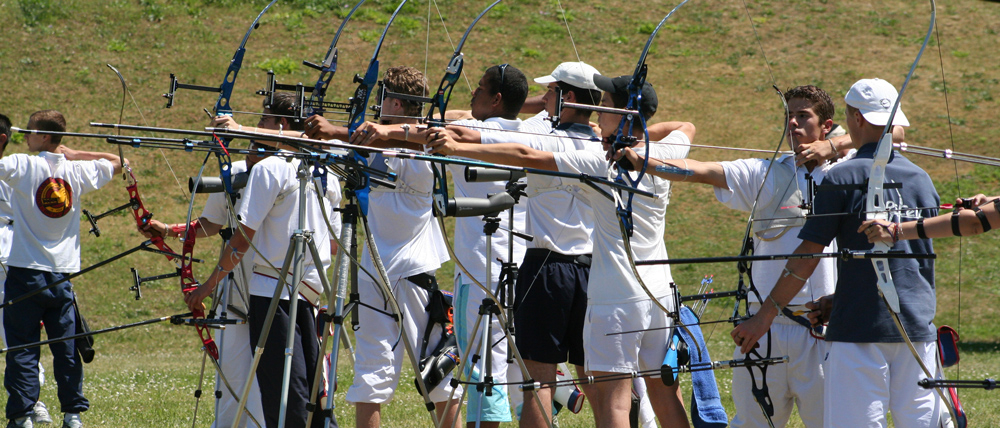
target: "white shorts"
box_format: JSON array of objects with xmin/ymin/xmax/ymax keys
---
[
  {"xmin": 731, "ymin": 309, "xmax": 828, "ymax": 428},
  {"xmin": 583, "ymin": 297, "xmax": 672, "ymax": 374},
  {"xmin": 824, "ymin": 341, "xmax": 941, "ymax": 428},
  {"xmin": 346, "ymin": 275, "xmax": 460, "ymax": 404}
]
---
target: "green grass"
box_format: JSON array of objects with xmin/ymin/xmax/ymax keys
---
[{"xmin": 1, "ymin": 0, "xmax": 998, "ymax": 426}]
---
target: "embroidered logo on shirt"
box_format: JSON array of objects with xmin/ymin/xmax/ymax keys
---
[{"xmin": 35, "ymin": 178, "xmax": 73, "ymax": 218}]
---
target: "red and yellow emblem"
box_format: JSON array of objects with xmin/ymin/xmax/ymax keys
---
[{"xmin": 35, "ymin": 177, "xmax": 73, "ymax": 218}]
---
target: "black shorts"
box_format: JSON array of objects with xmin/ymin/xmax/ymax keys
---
[{"xmin": 513, "ymin": 248, "xmax": 590, "ymax": 366}]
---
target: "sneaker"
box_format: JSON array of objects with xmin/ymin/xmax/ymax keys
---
[
  {"xmin": 59, "ymin": 414, "xmax": 81, "ymax": 428},
  {"xmin": 6, "ymin": 417, "xmax": 33, "ymax": 428},
  {"xmin": 30, "ymin": 402, "xmax": 51, "ymax": 425}
]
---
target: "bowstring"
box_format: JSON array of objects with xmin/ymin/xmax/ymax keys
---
[
  {"xmin": 554, "ymin": 0, "xmax": 583, "ymax": 67},
  {"xmin": 117, "ymin": 70, "xmax": 187, "ymax": 198},
  {"xmin": 932, "ymin": 5, "xmax": 963, "ymax": 382},
  {"xmin": 429, "ymin": 0, "xmax": 474, "ymax": 93}
]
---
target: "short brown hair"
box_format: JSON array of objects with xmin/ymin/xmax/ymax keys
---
[
  {"xmin": 28, "ymin": 110, "xmax": 66, "ymax": 144},
  {"xmin": 383, "ymin": 66, "xmax": 427, "ymax": 117},
  {"xmin": 265, "ymin": 92, "xmax": 304, "ymax": 131},
  {"xmin": 784, "ymin": 85, "xmax": 834, "ymax": 123}
]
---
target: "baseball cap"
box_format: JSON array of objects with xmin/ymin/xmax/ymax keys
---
[
  {"xmin": 592, "ymin": 74, "xmax": 658, "ymax": 120},
  {"xmin": 844, "ymin": 78, "xmax": 909, "ymax": 127},
  {"xmin": 533, "ymin": 62, "xmax": 601, "ymax": 90}
]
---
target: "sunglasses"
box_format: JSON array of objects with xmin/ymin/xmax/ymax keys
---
[{"xmin": 498, "ymin": 63, "xmax": 509, "ymax": 91}]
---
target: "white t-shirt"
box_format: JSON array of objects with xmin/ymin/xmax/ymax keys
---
[
  {"xmin": 519, "ymin": 111, "xmax": 554, "ymax": 134},
  {"xmin": 360, "ymin": 155, "xmax": 449, "ymax": 280},
  {"xmin": 714, "ymin": 155, "xmax": 838, "ymax": 305},
  {"xmin": 201, "ymin": 160, "xmax": 343, "ymax": 254},
  {"xmin": 552, "ymin": 131, "xmax": 691, "ymax": 305},
  {"xmin": 481, "ymin": 122, "xmax": 602, "ymax": 255},
  {"xmin": 239, "ymin": 156, "xmax": 334, "ymax": 300},
  {"xmin": 448, "ymin": 117, "xmax": 527, "ymax": 284},
  {"xmin": 0, "ymin": 182, "xmax": 13, "ymax": 262},
  {"xmin": 0, "ymin": 152, "xmax": 114, "ymax": 272}
]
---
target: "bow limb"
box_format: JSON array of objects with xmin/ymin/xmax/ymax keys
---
[
  {"xmin": 298, "ymin": 0, "xmax": 368, "ymax": 118},
  {"xmin": 865, "ymin": 0, "xmax": 960, "ymax": 423}
]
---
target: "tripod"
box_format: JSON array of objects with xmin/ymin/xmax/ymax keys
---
[
  {"xmin": 443, "ymin": 180, "xmax": 557, "ymax": 428},
  {"xmin": 228, "ymin": 160, "xmax": 336, "ymax": 428}
]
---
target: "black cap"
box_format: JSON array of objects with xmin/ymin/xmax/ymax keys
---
[{"xmin": 592, "ymin": 74, "xmax": 658, "ymax": 120}]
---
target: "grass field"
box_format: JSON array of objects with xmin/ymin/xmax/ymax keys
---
[{"xmin": 0, "ymin": 0, "xmax": 997, "ymax": 426}]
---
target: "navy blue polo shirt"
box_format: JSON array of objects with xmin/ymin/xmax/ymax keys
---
[{"xmin": 798, "ymin": 142, "xmax": 939, "ymax": 343}]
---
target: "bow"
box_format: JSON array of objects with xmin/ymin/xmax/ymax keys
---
[
  {"xmin": 104, "ymin": 65, "xmax": 220, "ymax": 361},
  {"xmin": 426, "ymin": 0, "xmax": 502, "ymax": 220},
  {"xmin": 610, "ymin": 0, "xmax": 692, "ymax": 328},
  {"xmin": 343, "ymin": 0, "xmax": 410, "ymax": 216},
  {"xmin": 417, "ymin": 3, "xmax": 558, "ymax": 426},
  {"xmin": 333, "ymin": 2, "xmax": 444, "ymax": 424},
  {"xmin": 159, "ymin": 0, "xmax": 277, "ymax": 359},
  {"xmin": 255, "ymin": 0, "xmax": 366, "ymax": 120},
  {"xmin": 864, "ymin": 0, "xmax": 961, "ymax": 424}
]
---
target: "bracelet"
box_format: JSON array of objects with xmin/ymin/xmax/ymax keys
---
[
  {"xmin": 401, "ymin": 124, "xmax": 411, "ymax": 142},
  {"xmin": 681, "ymin": 159, "xmax": 689, "ymax": 182},
  {"xmin": 827, "ymin": 139, "xmax": 837, "ymax": 156},
  {"xmin": 890, "ymin": 222, "xmax": 901, "ymax": 243},
  {"xmin": 782, "ymin": 267, "xmax": 807, "ymax": 282},
  {"xmin": 228, "ymin": 242, "xmax": 246, "ymax": 258},
  {"xmin": 767, "ymin": 295, "xmax": 783, "ymax": 314},
  {"xmin": 215, "ymin": 265, "xmax": 229, "ymax": 274}
]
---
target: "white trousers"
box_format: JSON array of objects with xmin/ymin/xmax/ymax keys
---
[
  {"xmin": 824, "ymin": 341, "xmax": 941, "ymax": 428},
  {"xmin": 731, "ymin": 316, "xmax": 827, "ymax": 428},
  {"xmin": 346, "ymin": 276, "xmax": 459, "ymax": 404},
  {"xmin": 211, "ymin": 320, "xmax": 265, "ymax": 428}
]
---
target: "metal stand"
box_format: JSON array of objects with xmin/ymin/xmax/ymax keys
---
[
  {"xmin": 306, "ymin": 191, "xmax": 363, "ymax": 428},
  {"xmin": 440, "ymin": 180, "xmax": 554, "ymax": 428},
  {"xmin": 229, "ymin": 161, "xmax": 334, "ymax": 428}
]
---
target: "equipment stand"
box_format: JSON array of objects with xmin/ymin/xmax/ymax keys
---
[{"xmin": 229, "ymin": 161, "xmax": 335, "ymax": 428}]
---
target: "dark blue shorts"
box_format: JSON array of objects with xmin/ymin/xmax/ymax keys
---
[{"xmin": 513, "ymin": 249, "xmax": 590, "ymax": 366}]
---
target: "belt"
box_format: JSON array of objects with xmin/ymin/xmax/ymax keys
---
[
  {"xmin": 406, "ymin": 271, "xmax": 439, "ymax": 292},
  {"xmin": 251, "ymin": 264, "xmax": 322, "ymax": 305},
  {"xmin": 526, "ymin": 248, "xmax": 592, "ymax": 267}
]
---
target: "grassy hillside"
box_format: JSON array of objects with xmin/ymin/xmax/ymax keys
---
[{"xmin": 1, "ymin": 0, "xmax": 997, "ymax": 426}]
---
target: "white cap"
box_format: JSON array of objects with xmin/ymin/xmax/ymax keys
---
[
  {"xmin": 533, "ymin": 62, "xmax": 601, "ymax": 90},
  {"xmin": 844, "ymin": 78, "xmax": 909, "ymax": 127}
]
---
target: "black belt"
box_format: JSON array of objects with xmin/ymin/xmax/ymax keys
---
[
  {"xmin": 406, "ymin": 272, "xmax": 439, "ymax": 292},
  {"xmin": 526, "ymin": 248, "xmax": 592, "ymax": 267}
]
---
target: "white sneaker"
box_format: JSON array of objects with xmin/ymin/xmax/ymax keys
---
[
  {"xmin": 30, "ymin": 402, "xmax": 52, "ymax": 425},
  {"xmin": 6, "ymin": 416, "xmax": 33, "ymax": 428},
  {"xmin": 59, "ymin": 414, "xmax": 81, "ymax": 428}
]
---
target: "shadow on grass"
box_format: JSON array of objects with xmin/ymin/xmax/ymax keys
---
[{"xmin": 958, "ymin": 341, "xmax": 1000, "ymax": 354}]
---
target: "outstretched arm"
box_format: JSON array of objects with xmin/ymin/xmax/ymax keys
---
[
  {"xmin": 860, "ymin": 194, "xmax": 1000, "ymax": 242},
  {"xmin": 617, "ymin": 148, "xmax": 727, "ymax": 188},
  {"xmin": 646, "ymin": 121, "xmax": 696, "ymax": 142},
  {"xmin": 424, "ymin": 127, "xmax": 555, "ymax": 170},
  {"xmin": 58, "ymin": 145, "xmax": 124, "ymax": 174}
]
